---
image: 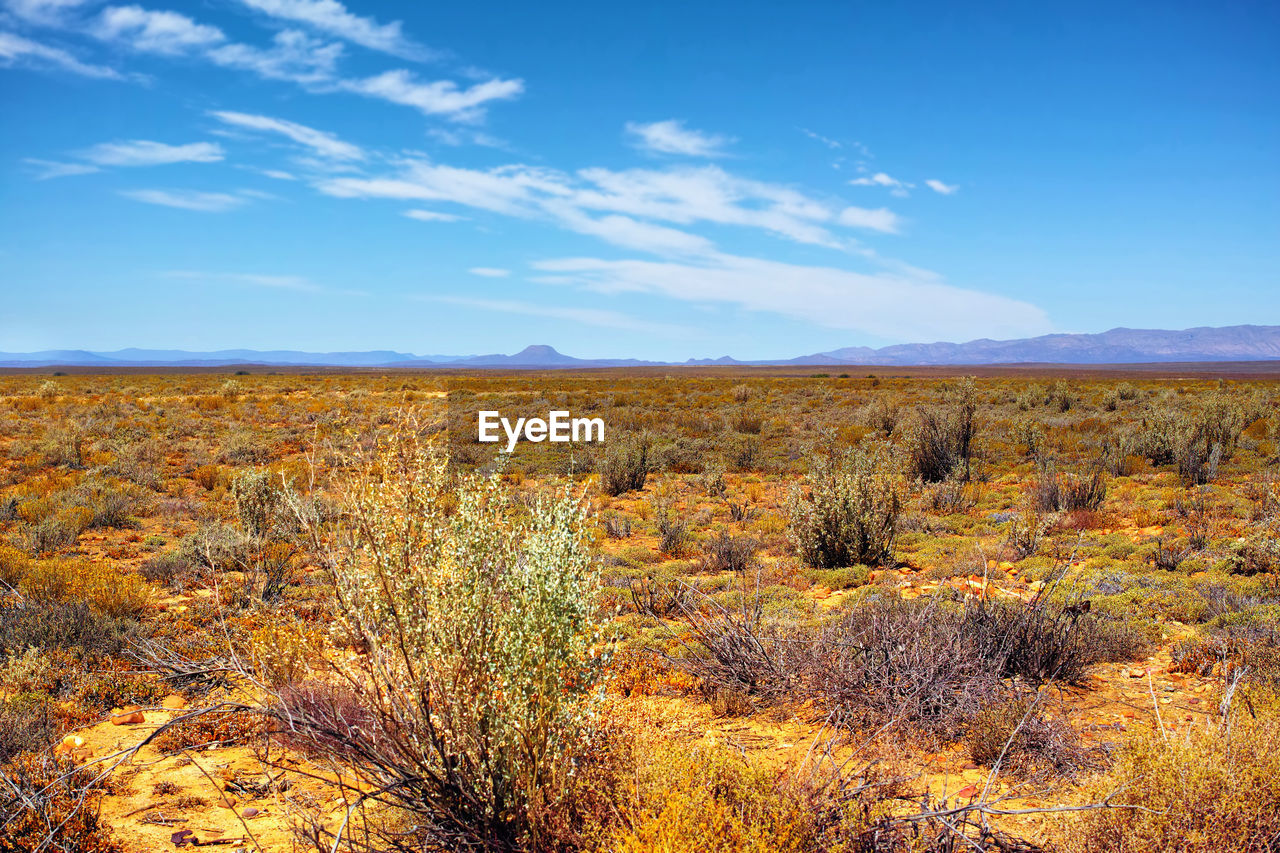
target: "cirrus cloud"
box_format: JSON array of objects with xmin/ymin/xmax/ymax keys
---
[
  {"xmin": 119, "ymin": 188, "xmax": 248, "ymax": 211},
  {"xmin": 81, "ymin": 139, "xmax": 224, "ymax": 166},
  {"xmin": 234, "ymin": 0, "xmax": 428, "ymax": 59},
  {"xmin": 625, "ymin": 119, "xmax": 734, "ymax": 157}
]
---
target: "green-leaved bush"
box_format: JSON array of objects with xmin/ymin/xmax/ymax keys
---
[
  {"xmin": 787, "ymin": 441, "xmax": 902, "ymax": 568},
  {"xmin": 280, "ymin": 417, "xmax": 608, "ymax": 852}
]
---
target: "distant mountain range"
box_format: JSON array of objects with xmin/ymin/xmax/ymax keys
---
[{"xmin": 4, "ymin": 326, "xmax": 1280, "ymax": 369}]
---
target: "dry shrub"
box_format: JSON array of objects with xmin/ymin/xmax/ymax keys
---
[
  {"xmin": 654, "ymin": 498, "xmax": 691, "ymax": 556},
  {"xmin": 604, "ymin": 740, "xmax": 895, "ymax": 853},
  {"xmin": 75, "ymin": 670, "xmax": 169, "ymax": 714},
  {"xmin": 797, "ymin": 598, "xmax": 1001, "ymax": 737},
  {"xmin": 190, "ymin": 463, "xmax": 225, "ymax": 491},
  {"xmin": 600, "ymin": 433, "xmax": 651, "ymax": 496},
  {"xmin": 698, "ymin": 530, "xmax": 759, "ymax": 574},
  {"xmin": 247, "ymin": 617, "xmax": 325, "ymax": 688},
  {"xmin": 905, "ymin": 377, "xmax": 979, "ymax": 483},
  {"xmin": 0, "ymin": 753, "xmax": 121, "ymax": 853},
  {"xmin": 669, "ymin": 589, "xmax": 1145, "ymax": 738},
  {"xmin": 0, "ymin": 600, "xmax": 134, "ymax": 659},
  {"xmin": 658, "ymin": 578, "xmax": 784, "ymax": 709},
  {"xmin": 18, "ymin": 558, "xmax": 153, "ymax": 618},
  {"xmin": 966, "ymin": 695, "xmax": 1094, "ymax": 780},
  {"xmin": 1170, "ymin": 622, "xmax": 1280, "ymax": 686},
  {"xmin": 153, "ymin": 708, "xmax": 265, "ymax": 753},
  {"xmin": 1058, "ymin": 689, "xmax": 1280, "ymax": 853},
  {"xmin": 0, "ymin": 692, "xmax": 59, "ymax": 762},
  {"xmin": 0, "ymin": 543, "xmax": 29, "ymax": 587}
]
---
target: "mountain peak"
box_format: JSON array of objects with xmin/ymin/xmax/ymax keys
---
[{"xmin": 515, "ymin": 344, "xmax": 562, "ymax": 358}]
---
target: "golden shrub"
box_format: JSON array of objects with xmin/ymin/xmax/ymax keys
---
[
  {"xmin": 19, "ymin": 559, "xmax": 154, "ymax": 618},
  {"xmin": 248, "ymin": 618, "xmax": 325, "ymax": 688},
  {"xmin": 1058, "ymin": 689, "xmax": 1280, "ymax": 853}
]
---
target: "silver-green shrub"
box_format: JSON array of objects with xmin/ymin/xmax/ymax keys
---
[
  {"xmin": 283, "ymin": 417, "xmax": 607, "ymax": 851},
  {"xmin": 787, "ymin": 441, "xmax": 902, "ymax": 568}
]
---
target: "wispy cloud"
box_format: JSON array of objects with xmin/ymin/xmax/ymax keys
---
[
  {"xmin": 163, "ymin": 269, "xmax": 320, "ymax": 291},
  {"xmin": 403, "ymin": 209, "xmax": 464, "ymax": 222},
  {"xmin": 235, "ymin": 0, "xmax": 428, "ymax": 60},
  {"xmin": 209, "ymin": 109, "xmax": 363, "ymax": 160},
  {"xmin": 3, "ymin": 0, "xmax": 92, "ymax": 26},
  {"xmin": 625, "ymin": 119, "xmax": 734, "ymax": 157},
  {"xmin": 81, "ymin": 139, "xmax": 224, "ymax": 166},
  {"xmin": 800, "ymin": 128, "xmax": 842, "ymax": 149},
  {"xmin": 22, "ymin": 157, "xmax": 101, "ymax": 179},
  {"xmin": 92, "ymin": 5, "xmax": 225, "ymax": 55},
  {"xmin": 836, "ymin": 206, "xmax": 902, "ymax": 233},
  {"xmin": 205, "ymin": 28, "xmax": 341, "ymax": 84},
  {"xmin": 0, "ymin": 29, "xmax": 121, "ymax": 78},
  {"xmin": 467, "ymin": 267, "xmax": 509, "ymax": 277},
  {"xmin": 8, "ymin": 3, "xmax": 520, "ymax": 126},
  {"xmin": 120, "ymin": 189, "xmax": 247, "ymax": 212},
  {"xmin": 338, "ymin": 70, "xmax": 523, "ymax": 121},
  {"xmin": 532, "ymin": 252, "xmax": 1051, "ymax": 342},
  {"xmin": 317, "ymin": 160, "xmax": 899, "ymax": 250},
  {"xmin": 161, "ymin": 268, "xmax": 366, "ymax": 296},
  {"xmin": 424, "ymin": 295, "xmax": 692, "ymax": 337},
  {"xmin": 925, "ymin": 179, "xmax": 959, "ymax": 195}
]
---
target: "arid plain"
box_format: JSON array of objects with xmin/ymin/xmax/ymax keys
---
[{"xmin": 2, "ymin": 367, "xmax": 1278, "ymax": 853}]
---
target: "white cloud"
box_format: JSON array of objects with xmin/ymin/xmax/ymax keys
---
[
  {"xmin": 547, "ymin": 206, "xmax": 715, "ymax": 255},
  {"xmin": 119, "ymin": 189, "xmax": 247, "ymax": 211},
  {"xmin": 925, "ymin": 179, "xmax": 959, "ymax": 195},
  {"xmin": 468, "ymin": 267, "xmax": 510, "ymax": 277},
  {"xmin": 836, "ymin": 206, "xmax": 902, "ymax": 233},
  {"xmin": 625, "ymin": 119, "xmax": 733, "ymax": 157},
  {"xmin": 532, "ymin": 252, "xmax": 1051, "ymax": 342},
  {"xmin": 206, "ymin": 28, "xmax": 341, "ymax": 84},
  {"xmin": 318, "ymin": 161, "xmax": 570, "ymax": 216},
  {"xmin": 22, "ymin": 157, "xmax": 101, "ymax": 179},
  {"xmin": 81, "ymin": 139, "xmax": 224, "ymax": 166},
  {"xmin": 425, "ymin": 295, "xmax": 691, "ymax": 337},
  {"xmin": 210, "ymin": 109, "xmax": 363, "ymax": 160},
  {"xmin": 571, "ymin": 165, "xmax": 844, "ymax": 246},
  {"xmin": 850, "ymin": 172, "xmax": 904, "ymax": 188},
  {"xmin": 339, "ymin": 70, "xmax": 523, "ymax": 120},
  {"xmin": 849, "ymin": 171, "xmax": 916, "ymax": 197},
  {"xmin": 403, "ymin": 209, "xmax": 464, "ymax": 222},
  {"xmin": 3, "ymin": 0, "xmax": 90, "ymax": 26},
  {"xmin": 317, "ymin": 160, "xmax": 891, "ymax": 249},
  {"xmin": 0, "ymin": 30, "xmax": 121, "ymax": 78},
  {"xmin": 93, "ymin": 5, "xmax": 225, "ymax": 54},
  {"xmin": 261, "ymin": 169, "xmax": 298, "ymax": 180},
  {"xmin": 235, "ymin": 0, "xmax": 426, "ymax": 59}
]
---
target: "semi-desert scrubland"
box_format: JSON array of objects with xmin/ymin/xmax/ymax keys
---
[{"xmin": 1, "ymin": 368, "xmax": 1279, "ymax": 852}]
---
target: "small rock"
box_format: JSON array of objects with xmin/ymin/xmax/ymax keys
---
[
  {"xmin": 110, "ymin": 706, "xmax": 145, "ymax": 725},
  {"xmin": 161, "ymin": 695, "xmax": 188, "ymax": 710},
  {"xmin": 54, "ymin": 735, "xmax": 85, "ymax": 756}
]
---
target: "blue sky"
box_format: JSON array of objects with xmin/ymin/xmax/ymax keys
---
[{"xmin": 1, "ymin": 0, "xmax": 1276, "ymax": 360}]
